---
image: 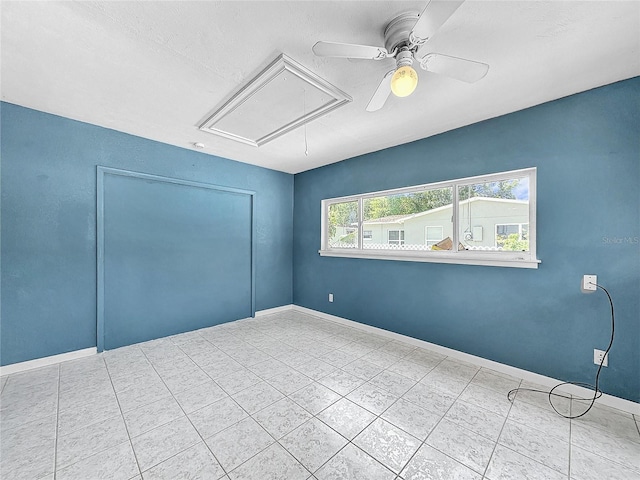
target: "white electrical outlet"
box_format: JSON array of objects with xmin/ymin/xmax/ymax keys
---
[
  {"xmin": 581, "ymin": 274, "xmax": 597, "ymax": 293},
  {"xmin": 328, "ymin": 293, "xmax": 334, "ymax": 303},
  {"xmin": 594, "ymin": 349, "xmax": 608, "ymax": 367}
]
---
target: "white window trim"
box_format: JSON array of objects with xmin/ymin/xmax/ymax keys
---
[
  {"xmin": 425, "ymin": 226, "xmax": 444, "ymax": 246},
  {"xmin": 320, "ymin": 167, "xmax": 540, "ymax": 269}
]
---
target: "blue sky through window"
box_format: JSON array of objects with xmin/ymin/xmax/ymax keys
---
[{"xmin": 513, "ymin": 177, "xmax": 529, "ymax": 200}]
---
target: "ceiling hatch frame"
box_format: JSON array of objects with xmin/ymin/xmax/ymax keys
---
[{"xmin": 198, "ymin": 54, "xmax": 352, "ymax": 147}]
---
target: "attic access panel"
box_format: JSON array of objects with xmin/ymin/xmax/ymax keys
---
[{"xmin": 199, "ymin": 54, "xmax": 351, "ymax": 147}]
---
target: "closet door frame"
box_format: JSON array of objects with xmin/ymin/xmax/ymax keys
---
[{"xmin": 96, "ymin": 166, "xmax": 256, "ymax": 352}]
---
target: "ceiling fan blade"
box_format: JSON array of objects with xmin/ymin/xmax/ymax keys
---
[
  {"xmin": 366, "ymin": 70, "xmax": 395, "ymax": 112},
  {"xmin": 410, "ymin": 0, "xmax": 465, "ymax": 44},
  {"xmin": 420, "ymin": 53, "xmax": 489, "ymax": 83},
  {"xmin": 312, "ymin": 41, "xmax": 389, "ymax": 60}
]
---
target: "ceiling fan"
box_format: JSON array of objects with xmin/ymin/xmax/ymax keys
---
[{"xmin": 312, "ymin": 0, "xmax": 489, "ymax": 111}]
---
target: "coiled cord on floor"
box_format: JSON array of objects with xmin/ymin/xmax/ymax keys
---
[{"xmin": 507, "ymin": 283, "xmax": 614, "ymax": 419}]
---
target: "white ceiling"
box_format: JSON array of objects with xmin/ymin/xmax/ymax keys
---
[{"xmin": 2, "ymin": 1, "xmax": 638, "ymax": 174}]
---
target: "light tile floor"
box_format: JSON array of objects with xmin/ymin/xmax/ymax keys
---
[{"xmin": 1, "ymin": 311, "xmax": 639, "ymax": 480}]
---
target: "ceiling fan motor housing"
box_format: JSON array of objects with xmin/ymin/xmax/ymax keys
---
[{"xmin": 384, "ymin": 12, "xmax": 421, "ymax": 53}]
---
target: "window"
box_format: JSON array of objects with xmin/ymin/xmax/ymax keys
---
[
  {"xmin": 326, "ymin": 200, "xmax": 358, "ymax": 248},
  {"xmin": 457, "ymin": 174, "xmax": 531, "ymax": 254},
  {"xmin": 388, "ymin": 230, "xmax": 405, "ymax": 245},
  {"xmin": 320, "ymin": 168, "xmax": 539, "ymax": 268},
  {"xmin": 359, "ymin": 186, "xmax": 453, "ymax": 252},
  {"xmin": 425, "ymin": 226, "xmax": 444, "ymax": 246}
]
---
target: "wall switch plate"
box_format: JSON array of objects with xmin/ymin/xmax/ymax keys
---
[
  {"xmin": 581, "ymin": 274, "xmax": 597, "ymax": 293},
  {"xmin": 328, "ymin": 293, "xmax": 333, "ymax": 303},
  {"xmin": 594, "ymin": 349, "xmax": 608, "ymax": 367}
]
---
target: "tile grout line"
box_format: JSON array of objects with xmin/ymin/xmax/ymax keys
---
[
  {"xmin": 45, "ymin": 360, "xmax": 134, "ymax": 476},
  {"xmin": 193, "ymin": 319, "xmax": 377, "ymax": 478},
  {"xmin": 276, "ymin": 346, "xmax": 441, "ymax": 478},
  {"xmin": 195, "ymin": 327, "xmax": 333, "ymax": 479},
  {"xmin": 393, "ymin": 361, "xmax": 487, "ymax": 478},
  {"xmin": 103, "ymin": 353, "xmax": 144, "ymax": 479},
  {"xmin": 281, "ymin": 321, "xmax": 441, "ymax": 477},
  {"xmin": 440, "ymin": 360, "xmax": 628, "ymax": 478},
  {"xmin": 150, "ymin": 331, "xmax": 308, "ymax": 478},
  {"xmin": 305, "ymin": 346, "xmax": 468, "ymax": 477},
  {"xmin": 174, "ymin": 331, "xmax": 277, "ymax": 478},
  {"xmin": 277, "ymin": 383, "xmax": 387, "ymax": 478},
  {"xmin": 498, "ymin": 382, "xmax": 575, "ymax": 478},
  {"xmin": 135, "ymin": 345, "xmax": 233, "ymax": 478},
  {"xmin": 278, "ymin": 371, "xmax": 367, "ymax": 475},
  {"xmin": 566, "ymin": 399, "xmax": 640, "ymax": 477},
  {"xmin": 213, "ymin": 326, "xmax": 329, "ymax": 478},
  {"xmin": 568, "ymin": 397, "xmax": 573, "ymax": 480},
  {"xmin": 479, "ymin": 376, "xmax": 522, "ymax": 479},
  {"xmin": 359, "ymin": 362, "xmax": 438, "ymax": 477}
]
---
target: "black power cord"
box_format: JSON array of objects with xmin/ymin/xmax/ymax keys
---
[{"xmin": 507, "ymin": 283, "xmax": 615, "ymax": 419}]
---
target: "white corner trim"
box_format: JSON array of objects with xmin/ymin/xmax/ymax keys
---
[
  {"xmin": 255, "ymin": 304, "xmax": 294, "ymax": 317},
  {"xmin": 0, "ymin": 347, "xmax": 97, "ymax": 377},
  {"xmin": 292, "ymin": 305, "xmax": 640, "ymax": 416}
]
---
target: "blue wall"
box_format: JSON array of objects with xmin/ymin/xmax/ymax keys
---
[
  {"xmin": 1, "ymin": 103, "xmax": 293, "ymax": 365},
  {"xmin": 2, "ymin": 79, "xmax": 638, "ymax": 403},
  {"xmin": 293, "ymin": 78, "xmax": 640, "ymax": 402}
]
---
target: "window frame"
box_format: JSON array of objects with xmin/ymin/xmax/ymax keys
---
[
  {"xmin": 388, "ymin": 230, "xmax": 405, "ymax": 245},
  {"xmin": 425, "ymin": 226, "xmax": 444, "ymax": 246},
  {"xmin": 320, "ymin": 167, "xmax": 540, "ymax": 269}
]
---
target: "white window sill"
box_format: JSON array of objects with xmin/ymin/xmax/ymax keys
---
[{"xmin": 318, "ymin": 249, "xmax": 541, "ymax": 269}]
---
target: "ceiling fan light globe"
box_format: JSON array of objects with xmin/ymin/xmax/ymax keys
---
[{"xmin": 390, "ymin": 66, "xmax": 418, "ymax": 97}]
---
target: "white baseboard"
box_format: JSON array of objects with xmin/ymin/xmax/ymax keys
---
[
  {"xmin": 255, "ymin": 304, "xmax": 294, "ymax": 317},
  {"xmin": 0, "ymin": 347, "xmax": 97, "ymax": 377},
  {"xmin": 292, "ymin": 305, "xmax": 640, "ymax": 416}
]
